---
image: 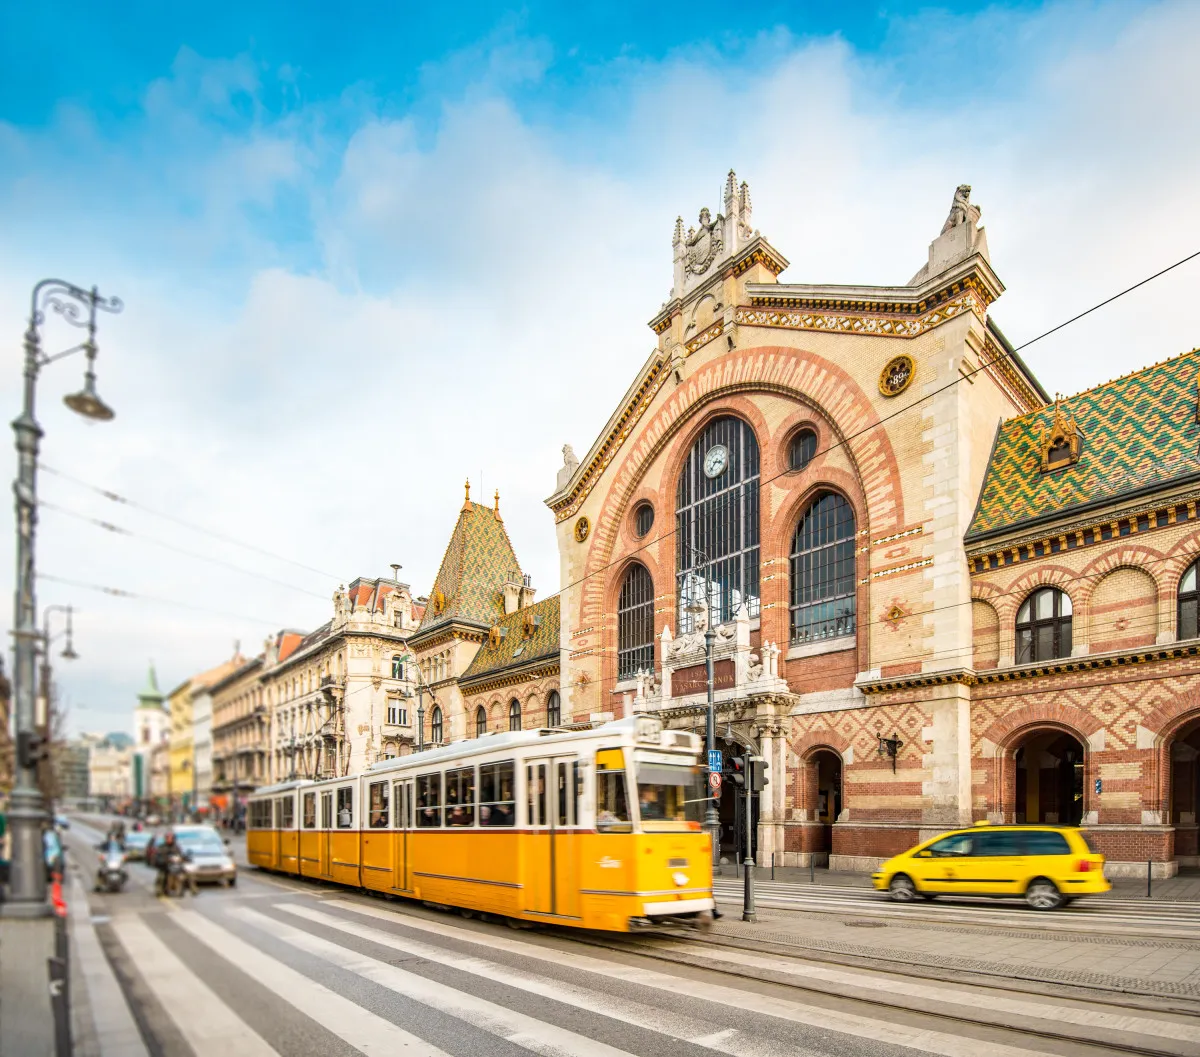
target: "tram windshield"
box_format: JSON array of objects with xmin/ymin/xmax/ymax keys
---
[{"xmin": 634, "ymin": 759, "xmax": 705, "ymax": 828}]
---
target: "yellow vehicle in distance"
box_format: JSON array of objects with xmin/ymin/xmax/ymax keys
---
[{"xmin": 872, "ymin": 822, "xmax": 1110, "ymax": 910}]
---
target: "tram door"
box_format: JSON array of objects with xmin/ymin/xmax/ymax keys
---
[
  {"xmin": 319, "ymin": 791, "xmax": 333, "ymax": 877},
  {"xmin": 392, "ymin": 779, "xmax": 412, "ymax": 891},
  {"xmin": 271, "ymin": 799, "xmax": 283, "ymax": 868},
  {"xmin": 526, "ymin": 756, "xmax": 580, "ymax": 918}
]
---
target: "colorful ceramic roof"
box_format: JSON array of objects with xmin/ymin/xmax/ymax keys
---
[
  {"xmin": 967, "ymin": 348, "xmax": 1200, "ymax": 540},
  {"xmin": 417, "ymin": 499, "xmax": 525, "ymax": 635},
  {"xmin": 461, "ymin": 595, "xmax": 560, "ymax": 683}
]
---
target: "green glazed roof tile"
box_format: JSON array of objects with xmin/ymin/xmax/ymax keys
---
[{"xmin": 461, "ymin": 595, "xmax": 560, "ymax": 681}]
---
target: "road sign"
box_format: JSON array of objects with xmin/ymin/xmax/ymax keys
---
[
  {"xmin": 708, "ymin": 749, "xmax": 722, "ymax": 773},
  {"xmin": 709, "ymin": 771, "xmax": 722, "ymax": 793}
]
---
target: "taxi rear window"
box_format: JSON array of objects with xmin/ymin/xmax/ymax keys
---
[{"xmin": 1024, "ymin": 830, "xmax": 1071, "ymax": 855}]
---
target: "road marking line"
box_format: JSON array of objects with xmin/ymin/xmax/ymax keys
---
[
  {"xmin": 297, "ymin": 901, "xmax": 1053, "ymax": 1057},
  {"xmin": 110, "ymin": 916, "xmax": 278, "ymax": 1057},
  {"xmin": 230, "ymin": 906, "xmax": 646, "ymax": 1057},
  {"xmin": 169, "ymin": 909, "xmax": 451, "ymax": 1056}
]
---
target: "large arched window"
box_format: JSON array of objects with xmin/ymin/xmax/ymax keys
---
[
  {"xmin": 508, "ymin": 698, "xmax": 521, "ymax": 732},
  {"xmin": 475, "ymin": 705, "xmax": 487, "ymax": 737},
  {"xmin": 1181, "ymin": 562, "xmax": 1200, "ymax": 640},
  {"xmin": 790, "ymin": 493, "xmax": 857, "ymax": 644},
  {"xmin": 430, "ymin": 706, "xmax": 444, "ymax": 744},
  {"xmin": 618, "ymin": 563, "xmax": 655, "ymax": 680},
  {"xmin": 1016, "ymin": 587, "xmax": 1073, "ymax": 663},
  {"xmin": 546, "ymin": 690, "xmax": 561, "ymax": 727},
  {"xmin": 676, "ymin": 416, "xmax": 760, "ymax": 631}
]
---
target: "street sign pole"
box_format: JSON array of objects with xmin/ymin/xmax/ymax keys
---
[{"xmin": 742, "ymin": 777, "xmax": 756, "ymax": 923}]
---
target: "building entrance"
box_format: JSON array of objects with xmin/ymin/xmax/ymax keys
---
[
  {"xmin": 1013, "ymin": 730, "xmax": 1085, "ymax": 826},
  {"xmin": 1170, "ymin": 717, "xmax": 1200, "ymax": 864}
]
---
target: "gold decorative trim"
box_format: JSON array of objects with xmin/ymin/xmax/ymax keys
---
[
  {"xmin": 731, "ymin": 247, "xmax": 787, "ymax": 279},
  {"xmin": 860, "ymin": 557, "xmax": 933, "ymax": 584},
  {"xmin": 574, "ymin": 516, "xmax": 590, "ymax": 543},
  {"xmin": 738, "ymin": 291, "xmax": 980, "ymax": 340},
  {"xmin": 685, "ymin": 320, "xmax": 724, "ymax": 354},
  {"xmin": 872, "ymin": 525, "xmax": 924, "ymax": 547},
  {"xmin": 879, "ymin": 355, "xmax": 915, "ymax": 397}
]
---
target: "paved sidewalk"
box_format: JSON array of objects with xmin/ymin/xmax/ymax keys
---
[
  {"xmin": 718, "ymin": 862, "xmax": 1200, "ymax": 900},
  {"xmin": 703, "ymin": 898, "xmax": 1200, "ymax": 1003}
]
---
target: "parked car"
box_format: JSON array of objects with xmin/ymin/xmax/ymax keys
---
[
  {"xmin": 872, "ymin": 823, "xmax": 1110, "ymax": 910},
  {"xmin": 170, "ymin": 825, "xmax": 237, "ymax": 887},
  {"xmin": 122, "ymin": 831, "xmax": 153, "ymax": 861}
]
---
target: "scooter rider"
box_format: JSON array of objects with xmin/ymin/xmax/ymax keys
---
[{"xmin": 154, "ymin": 832, "xmax": 197, "ymax": 897}]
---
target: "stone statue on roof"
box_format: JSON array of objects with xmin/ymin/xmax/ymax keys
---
[
  {"xmin": 941, "ymin": 184, "xmax": 980, "ymax": 234},
  {"xmin": 556, "ymin": 444, "xmax": 580, "ymax": 491}
]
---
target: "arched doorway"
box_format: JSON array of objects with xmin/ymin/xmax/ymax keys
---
[
  {"xmin": 1013, "ymin": 729, "xmax": 1085, "ymax": 826},
  {"xmin": 1169, "ymin": 716, "xmax": 1200, "ymax": 865},
  {"xmin": 810, "ymin": 749, "xmax": 842, "ymax": 865}
]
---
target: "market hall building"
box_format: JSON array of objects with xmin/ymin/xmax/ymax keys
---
[{"xmin": 547, "ymin": 173, "xmax": 1200, "ymax": 877}]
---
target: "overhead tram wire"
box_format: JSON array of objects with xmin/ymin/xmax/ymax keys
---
[
  {"xmin": 38, "ymin": 462, "xmax": 343, "ymax": 582},
  {"xmin": 41, "ymin": 499, "xmax": 330, "ymax": 600}
]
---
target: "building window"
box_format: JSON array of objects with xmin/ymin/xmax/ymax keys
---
[
  {"xmin": 1180, "ymin": 562, "xmax": 1200, "ymax": 640},
  {"xmin": 634, "ymin": 502, "xmax": 654, "ymax": 538},
  {"xmin": 790, "ymin": 493, "xmax": 857, "ymax": 644},
  {"xmin": 476, "ymin": 705, "xmax": 487, "ymax": 737},
  {"xmin": 676, "ymin": 415, "xmax": 760, "ymax": 631},
  {"xmin": 386, "ymin": 702, "xmax": 407, "ymax": 726},
  {"xmin": 391, "ymin": 655, "xmax": 405, "ymax": 679},
  {"xmin": 617, "ymin": 562, "xmax": 655, "ymax": 681},
  {"xmin": 429, "ymin": 706, "xmax": 443, "ymax": 744},
  {"xmin": 508, "ymin": 699, "xmax": 521, "ymax": 732},
  {"xmin": 1016, "ymin": 587, "xmax": 1073, "ymax": 663},
  {"xmin": 788, "ymin": 429, "xmax": 818, "ymax": 472},
  {"xmin": 546, "ymin": 690, "xmax": 561, "ymax": 728}
]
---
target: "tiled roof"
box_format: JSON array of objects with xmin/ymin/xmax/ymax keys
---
[
  {"xmin": 461, "ymin": 595, "xmax": 560, "ymax": 682},
  {"xmin": 967, "ymin": 348, "xmax": 1200, "ymax": 540},
  {"xmin": 417, "ymin": 501, "xmax": 524, "ymax": 634},
  {"xmin": 276, "ymin": 631, "xmax": 305, "ymax": 663}
]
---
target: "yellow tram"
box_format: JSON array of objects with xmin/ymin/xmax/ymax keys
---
[{"xmin": 246, "ymin": 715, "xmax": 714, "ymax": 932}]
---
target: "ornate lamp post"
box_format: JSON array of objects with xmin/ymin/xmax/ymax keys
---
[
  {"xmin": 683, "ymin": 549, "xmax": 721, "ymax": 868},
  {"xmin": 4, "ymin": 280, "xmax": 119, "ymax": 918},
  {"xmin": 34, "ymin": 604, "xmax": 78, "ymax": 806}
]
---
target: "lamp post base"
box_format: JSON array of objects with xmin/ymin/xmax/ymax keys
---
[
  {"xmin": 0, "ymin": 783, "xmax": 51, "ymax": 917},
  {"xmin": 705, "ymin": 811, "xmax": 721, "ymax": 869}
]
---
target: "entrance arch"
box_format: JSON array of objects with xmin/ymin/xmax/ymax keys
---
[
  {"xmin": 1011, "ymin": 728, "xmax": 1086, "ymax": 826},
  {"xmin": 801, "ymin": 747, "xmax": 843, "ymax": 866},
  {"xmin": 1169, "ymin": 716, "xmax": 1200, "ymax": 865}
]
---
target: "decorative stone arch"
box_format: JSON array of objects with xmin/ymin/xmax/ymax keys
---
[
  {"xmin": 984, "ymin": 705, "xmax": 1101, "ymax": 823},
  {"xmin": 1140, "ymin": 691, "xmax": 1200, "ymax": 821},
  {"xmin": 1001, "ymin": 564, "xmax": 1079, "ymax": 622}
]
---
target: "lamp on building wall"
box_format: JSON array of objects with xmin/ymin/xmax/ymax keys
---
[{"xmin": 877, "ymin": 733, "xmax": 903, "ymax": 774}]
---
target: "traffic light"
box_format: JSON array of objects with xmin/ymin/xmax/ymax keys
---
[
  {"xmin": 747, "ymin": 755, "xmax": 769, "ymax": 792},
  {"xmin": 18, "ymin": 730, "xmax": 49, "ymax": 769},
  {"xmin": 728, "ymin": 756, "xmax": 746, "ymax": 787}
]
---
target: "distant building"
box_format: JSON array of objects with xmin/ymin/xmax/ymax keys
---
[
  {"xmin": 56, "ymin": 737, "xmax": 93, "ymax": 803},
  {"xmin": 210, "ymin": 655, "xmax": 266, "ymax": 819},
  {"xmin": 190, "ymin": 655, "xmax": 245, "ymax": 814},
  {"xmin": 88, "ymin": 732, "xmax": 133, "ymax": 807},
  {"xmin": 132, "ymin": 665, "xmax": 169, "ymax": 806},
  {"xmin": 167, "ymin": 677, "xmax": 194, "ymax": 814}
]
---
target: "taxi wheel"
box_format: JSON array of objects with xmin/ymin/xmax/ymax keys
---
[
  {"xmin": 920, "ymin": 893, "xmax": 937, "ymax": 901},
  {"xmin": 888, "ymin": 874, "xmax": 918, "ymax": 902},
  {"xmin": 1025, "ymin": 878, "xmax": 1064, "ymax": 911}
]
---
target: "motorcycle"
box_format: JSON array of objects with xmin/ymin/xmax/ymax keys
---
[
  {"xmin": 95, "ymin": 845, "xmax": 127, "ymax": 893},
  {"xmin": 162, "ymin": 852, "xmax": 197, "ymax": 898}
]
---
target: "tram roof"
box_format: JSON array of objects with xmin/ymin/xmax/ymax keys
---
[{"xmin": 251, "ymin": 779, "xmax": 315, "ymax": 796}]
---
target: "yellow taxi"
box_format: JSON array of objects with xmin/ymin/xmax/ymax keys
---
[{"xmin": 872, "ymin": 822, "xmax": 1110, "ymax": 910}]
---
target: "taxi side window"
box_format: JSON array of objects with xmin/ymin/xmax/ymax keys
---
[
  {"xmin": 927, "ymin": 834, "xmax": 974, "ymax": 857},
  {"xmin": 974, "ymin": 831, "xmax": 1021, "ymax": 856},
  {"xmin": 1024, "ymin": 830, "xmax": 1071, "ymax": 855}
]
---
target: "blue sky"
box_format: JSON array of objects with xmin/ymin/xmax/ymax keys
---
[{"xmin": 1, "ymin": 1, "xmax": 1197, "ymax": 735}]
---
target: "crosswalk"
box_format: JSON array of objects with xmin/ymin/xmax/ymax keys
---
[
  {"xmin": 712, "ymin": 878, "xmax": 1200, "ymax": 936},
  {"xmin": 90, "ymin": 888, "xmax": 1200, "ymax": 1057}
]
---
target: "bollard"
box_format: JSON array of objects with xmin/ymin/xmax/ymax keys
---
[
  {"xmin": 810, "ymin": 857, "xmax": 815, "ymax": 884},
  {"xmin": 771, "ymin": 852, "xmax": 775, "ymax": 881},
  {"xmin": 1147, "ymin": 859, "xmax": 1152, "ymax": 899}
]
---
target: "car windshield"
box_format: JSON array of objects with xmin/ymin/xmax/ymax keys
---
[
  {"xmin": 634, "ymin": 759, "xmax": 705, "ymax": 827},
  {"xmin": 125, "ymin": 833, "xmax": 151, "ymax": 846},
  {"xmin": 174, "ymin": 831, "xmax": 225, "ymax": 854}
]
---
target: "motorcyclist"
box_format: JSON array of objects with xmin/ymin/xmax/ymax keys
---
[
  {"xmin": 154, "ymin": 832, "xmax": 197, "ymax": 897},
  {"xmin": 106, "ymin": 821, "xmax": 126, "ymax": 848}
]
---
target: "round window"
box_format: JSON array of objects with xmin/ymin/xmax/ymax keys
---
[
  {"xmin": 788, "ymin": 429, "xmax": 817, "ymax": 472},
  {"xmin": 634, "ymin": 502, "xmax": 654, "ymax": 538}
]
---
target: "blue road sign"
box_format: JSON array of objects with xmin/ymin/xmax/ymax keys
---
[
  {"xmin": 1094, "ymin": 778, "xmax": 1102, "ymax": 795},
  {"xmin": 708, "ymin": 749, "xmax": 722, "ymax": 773}
]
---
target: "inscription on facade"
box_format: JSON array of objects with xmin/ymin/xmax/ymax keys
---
[{"xmin": 672, "ymin": 659, "xmax": 735, "ymax": 696}]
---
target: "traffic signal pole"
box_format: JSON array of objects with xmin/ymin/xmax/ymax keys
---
[{"xmin": 742, "ymin": 766, "xmax": 756, "ymax": 923}]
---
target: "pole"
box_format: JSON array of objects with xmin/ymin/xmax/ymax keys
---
[
  {"xmin": 742, "ymin": 778, "xmax": 756, "ymax": 923},
  {"xmin": 417, "ymin": 684, "xmax": 425, "ymax": 753},
  {"xmin": 702, "ymin": 572, "xmax": 720, "ymax": 868},
  {"xmin": 1147, "ymin": 860, "xmax": 1152, "ymax": 899},
  {"xmin": 4, "ymin": 307, "xmax": 50, "ymax": 916}
]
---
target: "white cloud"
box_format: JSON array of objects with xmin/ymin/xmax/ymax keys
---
[{"xmin": 2, "ymin": 4, "xmax": 1198, "ymax": 736}]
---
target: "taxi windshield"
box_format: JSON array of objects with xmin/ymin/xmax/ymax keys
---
[{"xmin": 634, "ymin": 759, "xmax": 705, "ymax": 828}]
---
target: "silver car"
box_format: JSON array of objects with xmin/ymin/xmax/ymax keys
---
[{"xmin": 170, "ymin": 825, "xmax": 237, "ymax": 887}]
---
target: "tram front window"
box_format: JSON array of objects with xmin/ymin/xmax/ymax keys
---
[
  {"xmin": 635, "ymin": 762, "xmax": 705, "ymax": 829},
  {"xmin": 596, "ymin": 770, "xmax": 632, "ymax": 832}
]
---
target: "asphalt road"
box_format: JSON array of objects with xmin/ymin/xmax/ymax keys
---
[{"xmin": 61, "ymin": 816, "xmax": 1200, "ymax": 1057}]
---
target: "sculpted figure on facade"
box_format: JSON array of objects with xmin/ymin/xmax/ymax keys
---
[{"xmin": 941, "ymin": 183, "xmax": 979, "ymax": 233}]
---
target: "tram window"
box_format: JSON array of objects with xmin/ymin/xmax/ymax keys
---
[
  {"xmin": 368, "ymin": 781, "xmax": 390, "ymax": 829},
  {"xmin": 556, "ymin": 761, "xmax": 572, "ymax": 827},
  {"xmin": 527, "ymin": 764, "xmax": 548, "ymax": 827},
  {"xmin": 279, "ymin": 797, "xmax": 295, "ymax": 828},
  {"xmin": 416, "ymin": 773, "xmax": 442, "ymax": 828},
  {"xmin": 321, "ymin": 792, "xmax": 332, "ymax": 829},
  {"xmin": 392, "ymin": 782, "xmax": 409, "ymax": 829},
  {"xmin": 574, "ymin": 762, "xmax": 584, "ymax": 825},
  {"xmin": 446, "ymin": 767, "xmax": 476, "ymax": 827},
  {"xmin": 596, "ymin": 770, "xmax": 632, "ymax": 832},
  {"xmin": 336, "ymin": 787, "xmax": 354, "ymax": 829},
  {"xmin": 479, "ymin": 761, "xmax": 516, "ymax": 827},
  {"xmin": 635, "ymin": 762, "xmax": 704, "ymax": 825},
  {"xmin": 302, "ymin": 793, "xmax": 316, "ymax": 829}
]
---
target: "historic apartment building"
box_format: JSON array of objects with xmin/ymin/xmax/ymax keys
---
[
  {"xmin": 547, "ymin": 172, "xmax": 1200, "ymax": 876},
  {"xmin": 409, "ymin": 485, "xmax": 560, "ymax": 747}
]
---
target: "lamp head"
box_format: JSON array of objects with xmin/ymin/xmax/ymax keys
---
[
  {"xmin": 60, "ymin": 642, "xmax": 79, "ymax": 661},
  {"xmin": 64, "ymin": 373, "xmax": 115, "ymax": 421}
]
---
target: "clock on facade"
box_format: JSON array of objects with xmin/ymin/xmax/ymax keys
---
[{"xmin": 703, "ymin": 444, "xmax": 729, "ymax": 479}]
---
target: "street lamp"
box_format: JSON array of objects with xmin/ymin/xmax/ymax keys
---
[
  {"xmin": 682, "ymin": 550, "xmax": 721, "ymax": 869},
  {"xmin": 35, "ymin": 604, "xmax": 79, "ymax": 805},
  {"xmin": 5, "ymin": 280, "xmax": 120, "ymax": 918}
]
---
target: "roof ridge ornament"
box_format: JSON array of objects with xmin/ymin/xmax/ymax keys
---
[
  {"xmin": 1041, "ymin": 394, "xmax": 1082, "ymax": 472},
  {"xmin": 670, "ymin": 169, "xmax": 758, "ymax": 301}
]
